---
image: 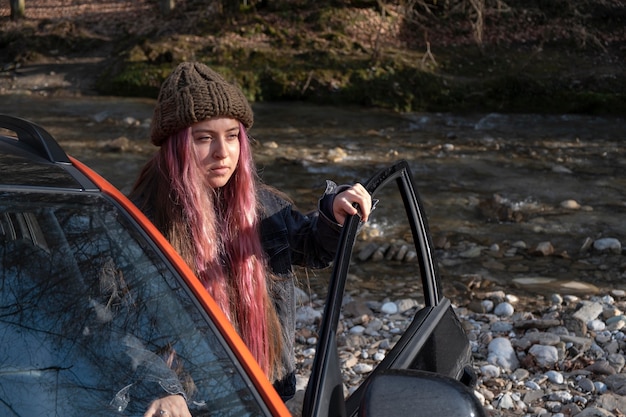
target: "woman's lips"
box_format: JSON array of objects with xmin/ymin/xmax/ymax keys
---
[{"xmin": 211, "ymin": 166, "xmax": 229, "ymax": 175}]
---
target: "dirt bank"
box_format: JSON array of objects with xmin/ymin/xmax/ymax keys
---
[{"xmin": 1, "ymin": 1, "xmax": 625, "ymax": 114}]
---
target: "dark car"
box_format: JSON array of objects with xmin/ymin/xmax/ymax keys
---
[{"xmin": 0, "ymin": 114, "xmax": 485, "ymax": 417}]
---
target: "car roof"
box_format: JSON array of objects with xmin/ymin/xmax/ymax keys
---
[
  {"xmin": 0, "ymin": 144, "xmax": 82, "ymax": 189},
  {"xmin": 0, "ymin": 115, "xmax": 98, "ymax": 191}
]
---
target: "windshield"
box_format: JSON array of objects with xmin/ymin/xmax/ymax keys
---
[{"xmin": 0, "ymin": 191, "xmax": 267, "ymax": 416}]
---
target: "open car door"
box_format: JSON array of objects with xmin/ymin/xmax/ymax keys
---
[{"xmin": 302, "ymin": 160, "xmax": 485, "ymax": 417}]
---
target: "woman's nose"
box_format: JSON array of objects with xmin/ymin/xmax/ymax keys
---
[{"xmin": 211, "ymin": 138, "xmax": 228, "ymax": 158}]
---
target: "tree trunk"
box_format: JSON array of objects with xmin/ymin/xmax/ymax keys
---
[
  {"xmin": 10, "ymin": 0, "xmax": 26, "ymax": 20},
  {"xmin": 159, "ymin": 0, "xmax": 175, "ymax": 15}
]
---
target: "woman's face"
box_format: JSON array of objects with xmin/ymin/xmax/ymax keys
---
[{"xmin": 192, "ymin": 117, "xmax": 241, "ymax": 189}]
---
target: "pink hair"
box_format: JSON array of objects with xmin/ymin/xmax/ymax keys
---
[{"xmin": 139, "ymin": 123, "xmax": 278, "ymax": 377}]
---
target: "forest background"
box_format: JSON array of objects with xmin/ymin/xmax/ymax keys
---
[{"xmin": 1, "ymin": 0, "xmax": 625, "ymax": 115}]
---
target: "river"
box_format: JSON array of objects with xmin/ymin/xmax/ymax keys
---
[{"xmin": 1, "ymin": 94, "xmax": 625, "ymax": 298}]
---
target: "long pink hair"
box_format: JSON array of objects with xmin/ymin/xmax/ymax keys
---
[{"xmin": 131, "ymin": 123, "xmax": 281, "ymax": 379}]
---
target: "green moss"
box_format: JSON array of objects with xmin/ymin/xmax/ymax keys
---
[
  {"xmin": 96, "ymin": 63, "xmax": 168, "ymax": 97},
  {"xmin": 78, "ymin": 2, "xmax": 625, "ymax": 116}
]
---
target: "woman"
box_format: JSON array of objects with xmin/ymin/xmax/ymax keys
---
[{"xmin": 131, "ymin": 62, "xmax": 372, "ymax": 417}]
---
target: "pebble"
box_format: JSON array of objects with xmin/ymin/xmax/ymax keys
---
[
  {"xmin": 560, "ymin": 199, "xmax": 581, "ymax": 209},
  {"xmin": 530, "ymin": 345, "xmax": 559, "ymax": 368},
  {"xmin": 593, "ymin": 238, "xmax": 622, "ymax": 254},
  {"xmin": 488, "ymin": 337, "xmax": 520, "ymax": 371},
  {"xmin": 291, "ymin": 286, "xmax": 626, "ymax": 417},
  {"xmin": 380, "ymin": 301, "xmax": 398, "ymax": 315},
  {"xmin": 545, "ymin": 370, "xmax": 565, "ymax": 384},
  {"xmin": 494, "ymin": 302, "xmax": 515, "ymax": 317}
]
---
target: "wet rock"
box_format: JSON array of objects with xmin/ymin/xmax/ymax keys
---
[
  {"xmin": 577, "ymin": 377, "xmax": 596, "ymax": 393},
  {"xmin": 560, "ymin": 199, "xmax": 581, "ymax": 209},
  {"xmin": 611, "ymin": 289, "xmax": 626, "ymax": 298},
  {"xmin": 552, "ymin": 165, "xmax": 573, "ymax": 174},
  {"xmin": 604, "ymin": 374, "xmax": 626, "ymax": 394},
  {"xmin": 102, "ymin": 136, "xmax": 131, "ymax": 152},
  {"xmin": 580, "ymin": 237, "xmax": 594, "ymax": 252},
  {"xmin": 585, "ymin": 360, "xmax": 616, "ymax": 376},
  {"xmin": 560, "ymin": 334, "xmax": 593, "ymax": 351},
  {"xmin": 380, "ymin": 301, "xmax": 397, "ymax": 315},
  {"xmin": 545, "ymin": 370, "xmax": 564, "ymax": 384},
  {"xmin": 488, "ymin": 337, "xmax": 519, "ymax": 371},
  {"xmin": 121, "ymin": 116, "xmax": 140, "ymax": 126},
  {"xmin": 566, "ymin": 301, "xmax": 604, "ymax": 336},
  {"xmin": 460, "ymin": 246, "xmax": 483, "ymax": 258},
  {"xmin": 343, "ymin": 299, "xmax": 374, "ymax": 318},
  {"xmin": 327, "ymin": 147, "xmax": 347, "ymax": 162},
  {"xmin": 478, "ymin": 194, "xmax": 525, "ymax": 223},
  {"xmin": 529, "ymin": 345, "xmax": 559, "ymax": 368},
  {"xmin": 588, "ymin": 319, "xmax": 606, "ymax": 331},
  {"xmin": 468, "ymin": 299, "xmax": 489, "ymax": 313},
  {"xmin": 92, "ymin": 111, "xmax": 110, "ymax": 123},
  {"xmin": 357, "ymin": 242, "xmax": 378, "ymax": 261},
  {"xmin": 593, "ymin": 238, "xmax": 622, "ymax": 254},
  {"xmin": 349, "ymin": 325, "xmax": 365, "ymax": 334},
  {"xmin": 370, "ymin": 243, "xmax": 389, "ymax": 261},
  {"xmin": 608, "ymin": 353, "xmax": 625, "ymax": 372},
  {"xmin": 510, "ymin": 368, "xmax": 529, "ymax": 382},
  {"xmin": 574, "ymin": 407, "xmax": 615, "ymax": 417},
  {"xmin": 519, "ymin": 332, "xmax": 561, "ymax": 346},
  {"xmin": 515, "ymin": 318, "xmax": 562, "ymax": 330},
  {"xmin": 595, "ymin": 391, "xmax": 626, "ymax": 414},
  {"xmin": 548, "ymin": 390, "xmax": 572, "ymax": 403},
  {"xmin": 512, "ymin": 277, "xmax": 600, "ymax": 297},
  {"xmin": 481, "ymin": 364, "xmax": 501, "ymax": 379},
  {"xmin": 494, "ymin": 302, "xmax": 515, "ymax": 317},
  {"xmin": 296, "ymin": 305, "xmax": 322, "ymax": 325},
  {"xmin": 491, "ymin": 321, "xmax": 513, "ymax": 333},
  {"xmin": 531, "ymin": 241, "xmax": 554, "ymax": 256},
  {"xmin": 353, "ymin": 363, "xmax": 373, "ymax": 374},
  {"xmin": 495, "ymin": 392, "xmax": 515, "ymax": 410},
  {"xmin": 396, "ymin": 298, "xmax": 419, "ymax": 313}
]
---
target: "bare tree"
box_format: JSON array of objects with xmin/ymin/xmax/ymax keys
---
[
  {"xmin": 10, "ymin": 0, "xmax": 25, "ymax": 20},
  {"xmin": 468, "ymin": 0, "xmax": 484, "ymax": 45}
]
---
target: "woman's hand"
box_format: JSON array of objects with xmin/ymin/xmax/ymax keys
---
[
  {"xmin": 144, "ymin": 395, "xmax": 191, "ymax": 417},
  {"xmin": 332, "ymin": 183, "xmax": 372, "ymax": 225}
]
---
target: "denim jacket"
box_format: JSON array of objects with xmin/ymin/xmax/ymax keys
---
[{"xmin": 259, "ymin": 181, "xmax": 346, "ymax": 400}]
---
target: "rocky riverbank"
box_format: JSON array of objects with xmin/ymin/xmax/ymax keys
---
[
  {"xmin": 290, "ymin": 283, "xmax": 626, "ymax": 417},
  {"xmin": 285, "ymin": 207, "xmax": 625, "ymax": 416}
]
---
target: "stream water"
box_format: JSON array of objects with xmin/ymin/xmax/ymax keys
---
[{"xmin": 1, "ymin": 94, "xmax": 625, "ymax": 298}]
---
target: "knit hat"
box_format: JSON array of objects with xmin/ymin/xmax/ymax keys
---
[{"xmin": 150, "ymin": 62, "xmax": 254, "ymax": 146}]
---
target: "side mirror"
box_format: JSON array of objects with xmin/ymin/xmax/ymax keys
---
[{"xmin": 358, "ymin": 369, "xmax": 487, "ymax": 417}]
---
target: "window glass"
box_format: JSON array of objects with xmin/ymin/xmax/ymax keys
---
[
  {"xmin": 294, "ymin": 184, "xmax": 427, "ymax": 395},
  {"xmin": 342, "ymin": 185, "xmax": 427, "ymax": 390},
  {"xmin": 0, "ymin": 191, "xmax": 266, "ymax": 417}
]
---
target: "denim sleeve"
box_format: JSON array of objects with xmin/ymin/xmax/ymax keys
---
[{"xmin": 318, "ymin": 180, "xmax": 350, "ymax": 225}]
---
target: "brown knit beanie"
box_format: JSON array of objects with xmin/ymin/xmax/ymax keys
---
[{"xmin": 150, "ymin": 62, "xmax": 253, "ymax": 146}]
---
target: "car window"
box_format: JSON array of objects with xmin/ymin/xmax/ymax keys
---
[
  {"xmin": 0, "ymin": 191, "xmax": 267, "ymax": 417},
  {"xmin": 338, "ymin": 184, "xmax": 428, "ymax": 390}
]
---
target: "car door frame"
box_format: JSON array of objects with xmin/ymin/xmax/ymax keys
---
[{"xmin": 302, "ymin": 160, "xmax": 474, "ymax": 417}]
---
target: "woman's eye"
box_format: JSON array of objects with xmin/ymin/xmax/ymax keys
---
[{"xmin": 196, "ymin": 135, "xmax": 212, "ymax": 142}]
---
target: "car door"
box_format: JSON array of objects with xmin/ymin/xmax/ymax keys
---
[
  {"xmin": 0, "ymin": 114, "xmax": 291, "ymax": 417},
  {"xmin": 302, "ymin": 160, "xmax": 483, "ymax": 417}
]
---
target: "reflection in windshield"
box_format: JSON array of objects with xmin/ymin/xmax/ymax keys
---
[{"xmin": 0, "ymin": 192, "xmax": 264, "ymax": 416}]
